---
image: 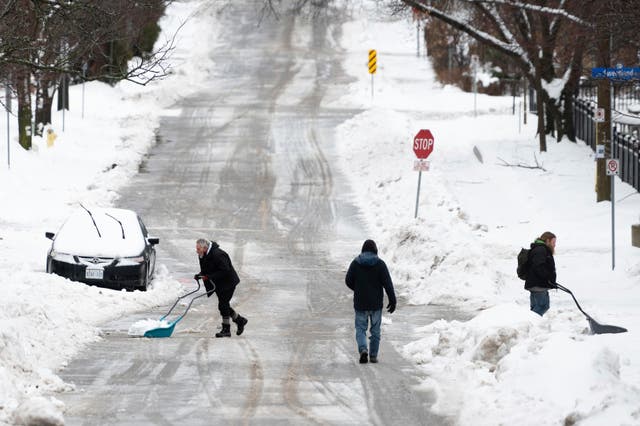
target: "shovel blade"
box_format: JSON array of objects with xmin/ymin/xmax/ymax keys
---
[
  {"xmin": 588, "ymin": 318, "xmax": 627, "ymax": 335},
  {"xmin": 144, "ymin": 323, "xmax": 176, "ymax": 338}
]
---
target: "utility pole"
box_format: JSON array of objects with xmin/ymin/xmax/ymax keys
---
[
  {"xmin": 523, "ymin": 78, "xmax": 527, "ymax": 125},
  {"xmin": 595, "ymin": 35, "xmax": 612, "ymax": 202}
]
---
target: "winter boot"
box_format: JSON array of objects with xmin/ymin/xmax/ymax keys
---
[
  {"xmin": 359, "ymin": 350, "xmax": 368, "ymax": 364},
  {"xmin": 215, "ymin": 323, "xmax": 231, "ymax": 338},
  {"xmin": 233, "ymin": 315, "xmax": 248, "ymax": 336}
]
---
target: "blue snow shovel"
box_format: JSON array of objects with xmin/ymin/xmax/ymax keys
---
[
  {"xmin": 144, "ymin": 278, "xmax": 214, "ymax": 338},
  {"xmin": 555, "ymin": 283, "xmax": 627, "ymax": 335}
]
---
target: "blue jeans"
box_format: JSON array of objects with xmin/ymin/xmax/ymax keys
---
[
  {"xmin": 355, "ymin": 309, "xmax": 382, "ymax": 357},
  {"xmin": 530, "ymin": 291, "xmax": 550, "ymax": 316}
]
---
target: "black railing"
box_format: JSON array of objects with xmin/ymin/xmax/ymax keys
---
[
  {"xmin": 573, "ymin": 97, "xmax": 640, "ymax": 192},
  {"xmin": 613, "ymin": 122, "xmax": 640, "ymax": 191},
  {"xmin": 574, "ymin": 97, "xmax": 597, "ymax": 150}
]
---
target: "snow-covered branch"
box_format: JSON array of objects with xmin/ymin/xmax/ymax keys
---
[{"xmin": 473, "ymin": 0, "xmax": 590, "ymax": 26}]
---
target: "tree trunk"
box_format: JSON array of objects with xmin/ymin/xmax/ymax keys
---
[
  {"xmin": 562, "ymin": 91, "xmax": 577, "ymax": 142},
  {"xmin": 562, "ymin": 42, "xmax": 585, "ymax": 144},
  {"xmin": 35, "ymin": 78, "xmax": 54, "ymax": 134},
  {"xmin": 534, "ymin": 80, "xmax": 547, "ymax": 152},
  {"xmin": 15, "ymin": 72, "xmax": 32, "ymax": 150},
  {"xmin": 545, "ymin": 96, "xmax": 561, "ymax": 140},
  {"xmin": 596, "ymin": 78, "xmax": 611, "ymax": 202},
  {"xmin": 595, "ymin": 33, "xmax": 611, "ymax": 203}
]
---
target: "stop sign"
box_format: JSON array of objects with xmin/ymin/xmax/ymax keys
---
[{"xmin": 413, "ymin": 129, "xmax": 434, "ymax": 159}]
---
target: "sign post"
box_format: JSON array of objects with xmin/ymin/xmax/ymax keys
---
[
  {"xmin": 5, "ymin": 85, "xmax": 10, "ymax": 169},
  {"xmin": 606, "ymin": 158, "xmax": 619, "ymax": 270},
  {"xmin": 471, "ymin": 55, "xmax": 479, "ymax": 117},
  {"xmin": 82, "ymin": 63, "xmax": 88, "ymax": 119},
  {"xmin": 413, "ymin": 129, "xmax": 435, "ymax": 218},
  {"xmin": 368, "ymin": 49, "xmax": 377, "ymax": 101},
  {"xmin": 591, "ymin": 66, "xmax": 640, "ymax": 267}
]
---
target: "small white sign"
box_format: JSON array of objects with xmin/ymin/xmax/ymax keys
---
[
  {"xmin": 413, "ymin": 160, "xmax": 430, "ymax": 172},
  {"xmin": 594, "ymin": 108, "xmax": 605, "ymax": 123},
  {"xmin": 606, "ymin": 158, "xmax": 619, "ymax": 176},
  {"xmin": 596, "ymin": 144, "xmax": 605, "ymax": 159}
]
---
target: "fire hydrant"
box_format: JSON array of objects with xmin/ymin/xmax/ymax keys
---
[{"xmin": 46, "ymin": 128, "xmax": 57, "ymax": 148}]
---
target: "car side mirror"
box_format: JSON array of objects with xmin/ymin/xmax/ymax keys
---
[
  {"xmin": 148, "ymin": 237, "xmax": 159, "ymax": 245},
  {"xmin": 45, "ymin": 232, "xmax": 55, "ymax": 240}
]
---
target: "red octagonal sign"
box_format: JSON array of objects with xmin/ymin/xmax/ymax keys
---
[{"xmin": 413, "ymin": 129, "xmax": 434, "ymax": 159}]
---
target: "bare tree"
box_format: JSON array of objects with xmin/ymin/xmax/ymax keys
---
[
  {"xmin": 0, "ymin": 0, "xmax": 175, "ymax": 149},
  {"xmin": 392, "ymin": 0, "xmax": 594, "ymax": 152},
  {"xmin": 396, "ymin": 1, "xmax": 640, "ymax": 154}
]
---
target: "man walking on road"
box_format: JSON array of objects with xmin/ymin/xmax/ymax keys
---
[
  {"xmin": 345, "ymin": 239, "xmax": 396, "ymax": 364},
  {"xmin": 195, "ymin": 238, "xmax": 248, "ymax": 337}
]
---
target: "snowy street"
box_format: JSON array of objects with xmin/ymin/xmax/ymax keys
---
[
  {"xmin": 55, "ymin": 2, "xmax": 465, "ymax": 423},
  {"xmin": 1, "ymin": 0, "xmax": 640, "ymax": 425}
]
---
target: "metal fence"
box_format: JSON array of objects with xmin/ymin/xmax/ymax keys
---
[{"xmin": 573, "ymin": 96, "xmax": 640, "ymax": 192}]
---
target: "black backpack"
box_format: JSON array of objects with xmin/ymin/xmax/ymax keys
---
[{"xmin": 516, "ymin": 248, "xmax": 530, "ymax": 280}]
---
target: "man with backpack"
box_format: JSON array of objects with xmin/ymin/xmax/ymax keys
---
[{"xmin": 522, "ymin": 231, "xmax": 558, "ymax": 316}]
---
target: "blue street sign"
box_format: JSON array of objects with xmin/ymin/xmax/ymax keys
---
[{"xmin": 591, "ymin": 67, "xmax": 640, "ymax": 80}]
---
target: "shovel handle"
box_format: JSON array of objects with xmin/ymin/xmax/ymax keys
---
[
  {"xmin": 174, "ymin": 289, "xmax": 211, "ymax": 324},
  {"xmin": 160, "ymin": 278, "xmax": 201, "ymax": 321},
  {"xmin": 555, "ymin": 282, "xmax": 593, "ymax": 320}
]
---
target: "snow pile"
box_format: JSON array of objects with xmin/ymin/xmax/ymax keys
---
[
  {"xmin": 403, "ymin": 305, "xmax": 640, "ymax": 425},
  {"xmin": 0, "ymin": 268, "xmax": 182, "ymax": 424},
  {"xmin": 12, "ymin": 397, "xmax": 65, "ymax": 426},
  {"xmin": 127, "ymin": 318, "xmax": 172, "ymax": 336}
]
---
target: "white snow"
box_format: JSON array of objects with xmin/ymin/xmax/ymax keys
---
[
  {"xmin": 52, "ymin": 207, "xmax": 146, "ymax": 257},
  {"xmin": 0, "ymin": 1, "xmax": 639, "ymax": 425},
  {"xmin": 127, "ymin": 318, "xmax": 172, "ymax": 337},
  {"xmin": 542, "ymin": 68, "xmax": 571, "ymax": 101}
]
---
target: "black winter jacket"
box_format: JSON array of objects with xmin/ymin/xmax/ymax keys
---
[
  {"xmin": 524, "ymin": 240, "xmax": 556, "ymax": 291},
  {"xmin": 345, "ymin": 252, "xmax": 396, "ymax": 311},
  {"xmin": 198, "ymin": 242, "xmax": 240, "ymax": 293}
]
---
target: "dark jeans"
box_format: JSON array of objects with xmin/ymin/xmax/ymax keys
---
[
  {"xmin": 530, "ymin": 290, "xmax": 550, "ymax": 316},
  {"xmin": 216, "ymin": 286, "xmax": 236, "ymax": 319}
]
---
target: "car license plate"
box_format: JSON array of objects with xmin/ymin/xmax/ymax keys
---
[{"xmin": 85, "ymin": 268, "xmax": 104, "ymax": 280}]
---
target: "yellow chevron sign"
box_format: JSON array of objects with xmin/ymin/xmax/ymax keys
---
[{"xmin": 368, "ymin": 49, "xmax": 377, "ymax": 74}]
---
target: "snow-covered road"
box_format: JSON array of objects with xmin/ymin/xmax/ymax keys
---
[{"xmin": 54, "ymin": 3, "xmax": 468, "ymax": 424}]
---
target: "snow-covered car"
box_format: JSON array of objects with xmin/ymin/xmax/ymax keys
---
[{"xmin": 45, "ymin": 207, "xmax": 159, "ymax": 291}]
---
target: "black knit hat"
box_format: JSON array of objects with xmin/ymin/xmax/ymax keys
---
[{"xmin": 361, "ymin": 239, "xmax": 378, "ymax": 254}]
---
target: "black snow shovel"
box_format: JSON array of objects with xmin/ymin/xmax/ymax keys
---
[{"xmin": 555, "ymin": 283, "xmax": 627, "ymax": 335}]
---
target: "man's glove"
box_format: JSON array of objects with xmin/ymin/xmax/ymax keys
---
[{"xmin": 387, "ymin": 302, "xmax": 396, "ymax": 314}]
